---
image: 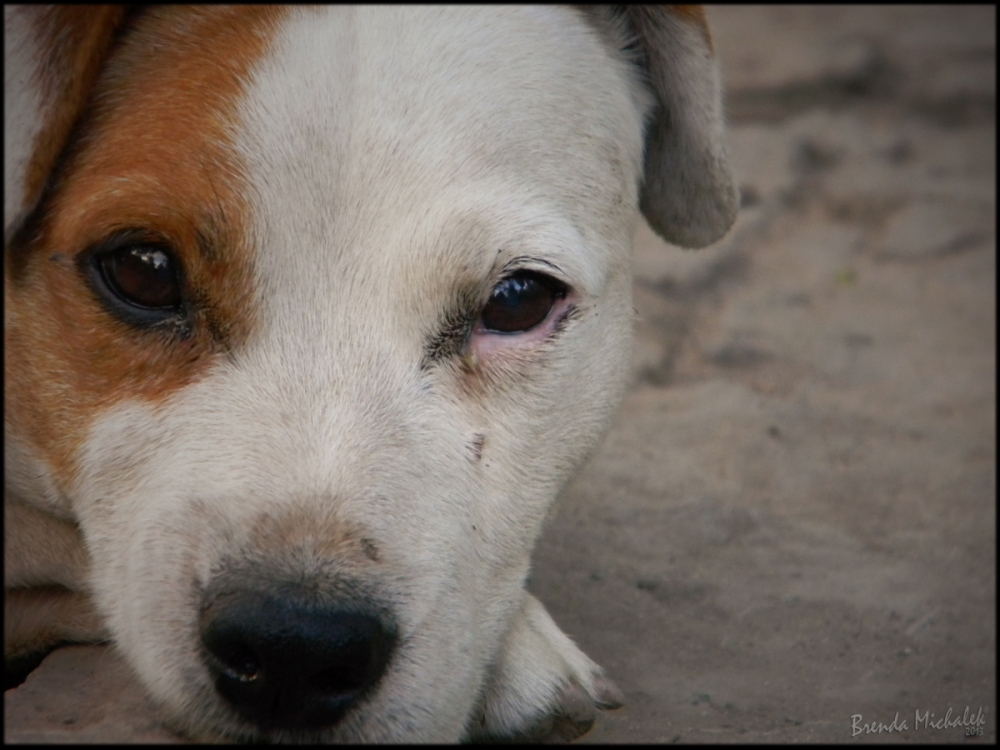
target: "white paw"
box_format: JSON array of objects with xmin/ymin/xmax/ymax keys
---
[{"xmin": 467, "ymin": 593, "xmax": 623, "ymax": 743}]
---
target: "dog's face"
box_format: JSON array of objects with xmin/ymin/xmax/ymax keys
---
[{"xmin": 5, "ymin": 6, "xmax": 736, "ymax": 742}]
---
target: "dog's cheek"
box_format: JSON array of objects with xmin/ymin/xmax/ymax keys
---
[
  {"xmin": 4, "ymin": 258, "xmax": 215, "ymax": 501},
  {"xmin": 458, "ymin": 279, "xmax": 634, "ymax": 536},
  {"xmin": 69, "ymin": 403, "xmax": 237, "ymax": 719}
]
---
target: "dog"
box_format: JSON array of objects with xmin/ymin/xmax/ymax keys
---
[{"xmin": 5, "ymin": 5, "xmax": 737, "ymax": 742}]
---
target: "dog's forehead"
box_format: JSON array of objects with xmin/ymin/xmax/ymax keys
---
[
  {"xmin": 234, "ymin": 7, "xmax": 644, "ymax": 318},
  {"xmin": 240, "ymin": 6, "xmax": 633, "ymax": 189}
]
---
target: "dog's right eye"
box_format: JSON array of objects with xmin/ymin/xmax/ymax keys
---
[
  {"xmin": 87, "ymin": 239, "xmax": 185, "ymax": 327},
  {"xmin": 98, "ymin": 246, "xmax": 181, "ymax": 308}
]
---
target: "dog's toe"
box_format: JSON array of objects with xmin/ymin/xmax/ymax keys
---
[
  {"xmin": 539, "ymin": 677, "xmax": 598, "ymax": 743},
  {"xmin": 542, "ymin": 673, "xmax": 626, "ymax": 742},
  {"xmin": 592, "ymin": 672, "xmax": 625, "ymax": 710},
  {"xmin": 467, "ymin": 593, "xmax": 622, "ymax": 743}
]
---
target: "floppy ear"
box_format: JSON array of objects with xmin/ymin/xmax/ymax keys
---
[
  {"xmin": 622, "ymin": 6, "xmax": 739, "ymax": 249},
  {"xmin": 4, "ymin": 5, "xmax": 131, "ymax": 245}
]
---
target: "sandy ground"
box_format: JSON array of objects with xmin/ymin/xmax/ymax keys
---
[{"xmin": 5, "ymin": 6, "xmax": 995, "ymax": 744}]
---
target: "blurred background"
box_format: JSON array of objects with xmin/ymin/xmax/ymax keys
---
[{"xmin": 533, "ymin": 5, "xmax": 996, "ymax": 743}]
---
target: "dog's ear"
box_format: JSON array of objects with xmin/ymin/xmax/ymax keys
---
[
  {"xmin": 4, "ymin": 5, "xmax": 132, "ymax": 244},
  {"xmin": 591, "ymin": 6, "xmax": 739, "ymax": 249},
  {"xmin": 629, "ymin": 6, "xmax": 739, "ymax": 248}
]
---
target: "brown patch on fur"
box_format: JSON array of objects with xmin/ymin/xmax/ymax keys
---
[
  {"xmin": 5, "ymin": 499, "xmax": 91, "ymax": 590},
  {"xmin": 248, "ymin": 510, "xmax": 381, "ymax": 569},
  {"xmin": 667, "ymin": 6, "xmax": 713, "ymax": 54},
  {"xmin": 18, "ymin": 6, "xmax": 133, "ymax": 217},
  {"xmin": 470, "ymin": 433, "xmax": 486, "ymax": 462},
  {"xmin": 576, "ymin": 5, "xmax": 713, "ymax": 61},
  {"xmin": 5, "ymin": 587, "xmax": 108, "ymax": 662},
  {"xmin": 361, "ymin": 538, "xmax": 381, "ymax": 563},
  {"xmin": 4, "ymin": 7, "xmax": 289, "ymax": 492}
]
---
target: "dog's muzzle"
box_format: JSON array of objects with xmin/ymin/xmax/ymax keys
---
[{"xmin": 198, "ymin": 580, "xmax": 396, "ymax": 731}]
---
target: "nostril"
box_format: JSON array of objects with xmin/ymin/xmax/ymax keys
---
[{"xmin": 213, "ymin": 640, "xmax": 263, "ymax": 683}]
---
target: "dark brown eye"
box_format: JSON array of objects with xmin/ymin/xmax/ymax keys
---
[
  {"xmin": 97, "ymin": 245, "xmax": 182, "ymax": 310},
  {"xmin": 480, "ymin": 272, "xmax": 567, "ymax": 333}
]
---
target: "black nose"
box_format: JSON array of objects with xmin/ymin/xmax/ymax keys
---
[{"xmin": 199, "ymin": 590, "xmax": 395, "ymax": 730}]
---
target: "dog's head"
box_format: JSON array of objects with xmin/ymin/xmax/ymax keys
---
[{"xmin": 5, "ymin": 6, "xmax": 736, "ymax": 741}]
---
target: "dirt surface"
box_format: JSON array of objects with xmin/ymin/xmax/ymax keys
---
[{"xmin": 5, "ymin": 6, "xmax": 996, "ymax": 744}]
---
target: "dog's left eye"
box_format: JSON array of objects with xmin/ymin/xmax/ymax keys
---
[{"xmin": 480, "ymin": 272, "xmax": 567, "ymax": 333}]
